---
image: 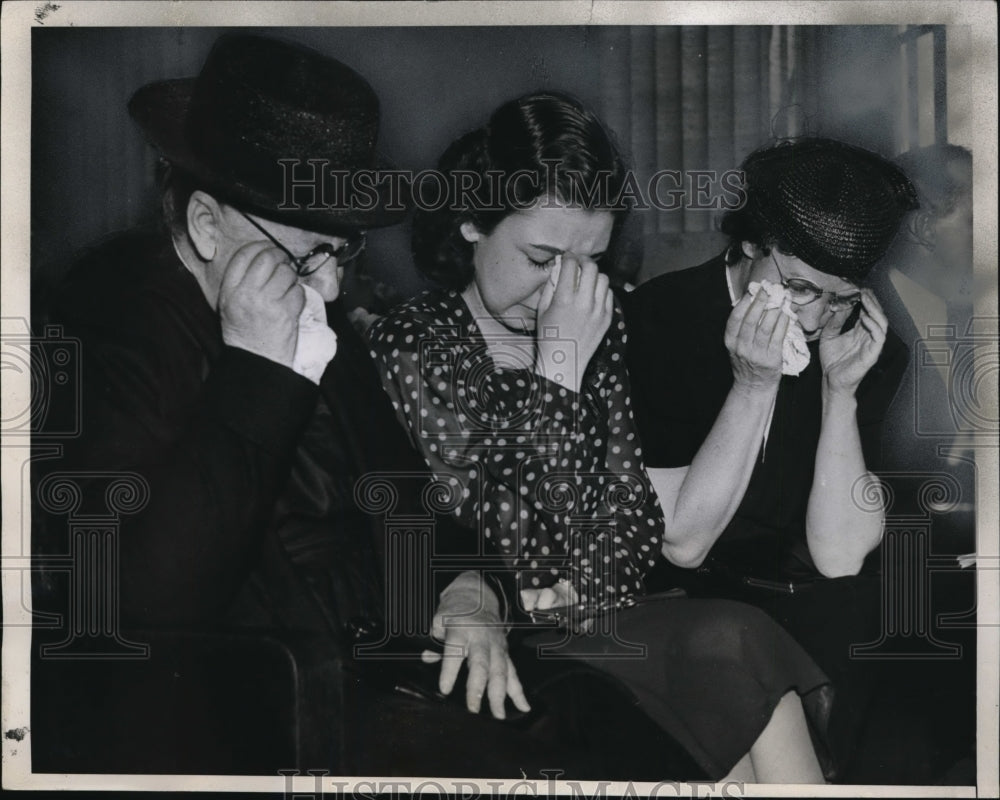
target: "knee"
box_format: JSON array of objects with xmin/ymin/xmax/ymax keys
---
[{"xmin": 677, "ymin": 600, "xmax": 777, "ymax": 666}]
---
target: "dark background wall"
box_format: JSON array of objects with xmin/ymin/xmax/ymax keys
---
[
  {"xmin": 31, "ymin": 25, "xmax": 930, "ymax": 298},
  {"xmin": 31, "ymin": 26, "xmax": 611, "ymax": 298}
]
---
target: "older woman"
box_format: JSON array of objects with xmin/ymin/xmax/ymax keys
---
[
  {"xmin": 369, "ymin": 93, "xmax": 833, "ymax": 783},
  {"xmin": 622, "ymin": 138, "xmax": 916, "ymax": 778}
]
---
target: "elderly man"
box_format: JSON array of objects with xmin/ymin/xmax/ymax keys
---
[
  {"xmin": 30, "ymin": 33, "xmax": 558, "ymax": 777},
  {"xmin": 622, "ymin": 138, "xmax": 918, "ymax": 780}
]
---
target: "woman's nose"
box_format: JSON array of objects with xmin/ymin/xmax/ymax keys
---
[{"xmin": 796, "ymin": 300, "xmax": 833, "ymax": 333}]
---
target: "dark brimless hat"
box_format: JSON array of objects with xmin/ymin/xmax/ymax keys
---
[
  {"xmin": 722, "ymin": 138, "xmax": 919, "ymax": 282},
  {"xmin": 128, "ymin": 33, "xmax": 407, "ymax": 234}
]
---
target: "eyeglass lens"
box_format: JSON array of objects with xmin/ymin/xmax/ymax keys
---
[
  {"xmin": 241, "ymin": 212, "xmax": 365, "ymax": 277},
  {"xmin": 771, "ymin": 254, "xmax": 860, "ymax": 310}
]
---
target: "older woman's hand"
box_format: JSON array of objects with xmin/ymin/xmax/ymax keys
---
[
  {"xmin": 421, "ymin": 572, "xmax": 531, "ymax": 719},
  {"xmin": 819, "ymin": 289, "xmax": 887, "ymax": 396},
  {"xmin": 724, "ymin": 290, "xmax": 789, "ymax": 394}
]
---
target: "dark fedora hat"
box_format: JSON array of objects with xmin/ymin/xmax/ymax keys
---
[
  {"xmin": 128, "ymin": 33, "xmax": 407, "ymax": 234},
  {"xmin": 722, "ymin": 138, "xmax": 919, "ymax": 282}
]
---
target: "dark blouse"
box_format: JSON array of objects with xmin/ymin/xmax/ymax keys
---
[
  {"xmin": 622, "ymin": 256, "xmax": 908, "ymax": 578},
  {"xmin": 368, "ymin": 290, "xmax": 663, "ymax": 606}
]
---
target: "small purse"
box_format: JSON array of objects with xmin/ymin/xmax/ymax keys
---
[{"xmin": 526, "ymin": 587, "xmax": 688, "ymax": 632}]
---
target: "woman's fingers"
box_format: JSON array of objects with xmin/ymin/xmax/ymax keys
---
[
  {"xmin": 534, "ymin": 587, "xmax": 559, "ymax": 610},
  {"xmin": 485, "ymin": 642, "xmax": 509, "ymax": 719},
  {"xmin": 737, "ymin": 291, "xmax": 768, "ymax": 344},
  {"xmin": 575, "ymin": 259, "xmax": 598, "ymax": 301},
  {"xmin": 553, "ymin": 252, "xmax": 577, "ymax": 299},
  {"xmin": 859, "ymin": 290, "xmax": 888, "ymax": 337},
  {"xmin": 725, "ymin": 293, "xmax": 755, "ymax": 349},
  {"xmin": 594, "ymin": 271, "xmax": 610, "ymax": 306},
  {"xmin": 536, "ymin": 271, "xmax": 557, "ymax": 320},
  {"xmin": 550, "ymin": 255, "xmax": 609, "ymax": 316},
  {"xmin": 821, "ymin": 304, "xmax": 854, "ymax": 340},
  {"xmin": 463, "ymin": 642, "xmax": 489, "ymax": 713},
  {"xmin": 754, "ymin": 306, "xmax": 782, "ymax": 343},
  {"xmin": 770, "ymin": 310, "xmax": 791, "ymax": 348},
  {"xmin": 507, "ymin": 658, "xmax": 532, "ymax": 713},
  {"xmin": 519, "ymin": 588, "xmax": 540, "ymax": 612},
  {"xmin": 438, "ymin": 637, "xmax": 466, "ymax": 697}
]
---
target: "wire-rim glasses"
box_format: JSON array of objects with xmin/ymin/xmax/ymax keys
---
[
  {"xmin": 770, "ymin": 252, "xmax": 861, "ymax": 312},
  {"xmin": 240, "ymin": 212, "xmax": 366, "ymax": 277}
]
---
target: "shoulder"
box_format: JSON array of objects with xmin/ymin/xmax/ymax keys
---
[
  {"xmin": 621, "ymin": 256, "xmax": 730, "ymax": 358},
  {"xmin": 47, "ymin": 229, "xmax": 206, "ymax": 341},
  {"xmin": 623, "ymin": 256, "xmax": 728, "ymax": 329},
  {"xmin": 368, "ymin": 289, "xmax": 467, "ymax": 351},
  {"xmin": 626, "ymin": 257, "xmax": 725, "ymax": 305}
]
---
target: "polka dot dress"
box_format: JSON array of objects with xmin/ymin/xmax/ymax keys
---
[{"xmin": 369, "ymin": 290, "xmax": 663, "ymax": 607}]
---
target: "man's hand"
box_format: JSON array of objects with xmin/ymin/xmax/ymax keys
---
[
  {"xmin": 819, "ymin": 289, "xmax": 887, "ymax": 396},
  {"xmin": 218, "ymin": 241, "xmax": 304, "ymax": 368},
  {"xmin": 724, "ymin": 290, "xmax": 789, "ymax": 394},
  {"xmin": 421, "ymin": 572, "xmax": 531, "ymax": 720},
  {"xmin": 301, "ymin": 262, "xmax": 345, "ymax": 304}
]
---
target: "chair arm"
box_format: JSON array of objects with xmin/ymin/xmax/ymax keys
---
[{"xmin": 31, "ymin": 627, "xmax": 344, "ymax": 775}]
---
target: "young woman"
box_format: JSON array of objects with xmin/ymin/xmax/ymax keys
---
[{"xmin": 369, "ymin": 92, "xmax": 830, "ymax": 783}]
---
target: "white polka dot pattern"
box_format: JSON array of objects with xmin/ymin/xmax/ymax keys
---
[{"xmin": 369, "ymin": 290, "xmax": 663, "ymax": 605}]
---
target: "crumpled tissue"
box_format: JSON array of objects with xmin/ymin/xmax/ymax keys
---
[
  {"xmin": 293, "ymin": 283, "xmax": 338, "ymax": 384},
  {"xmin": 745, "ymin": 279, "xmax": 810, "ymax": 376}
]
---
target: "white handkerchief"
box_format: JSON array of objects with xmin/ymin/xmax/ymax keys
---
[
  {"xmin": 745, "ymin": 279, "xmax": 810, "ymax": 376},
  {"xmin": 293, "ymin": 284, "xmax": 338, "ymax": 384}
]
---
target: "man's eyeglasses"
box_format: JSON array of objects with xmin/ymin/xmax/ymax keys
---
[
  {"xmin": 240, "ymin": 212, "xmax": 366, "ymax": 277},
  {"xmin": 770, "ymin": 253, "xmax": 861, "ymax": 312}
]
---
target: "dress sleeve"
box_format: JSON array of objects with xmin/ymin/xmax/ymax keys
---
[
  {"xmin": 621, "ymin": 274, "xmax": 733, "ymax": 469},
  {"xmin": 369, "ymin": 296, "xmax": 662, "ymax": 606}
]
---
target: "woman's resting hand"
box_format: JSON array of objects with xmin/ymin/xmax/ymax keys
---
[
  {"xmin": 535, "ymin": 254, "xmax": 613, "ymax": 393},
  {"xmin": 819, "ymin": 289, "xmax": 887, "ymax": 396},
  {"xmin": 421, "ymin": 572, "xmax": 531, "ymax": 719},
  {"xmin": 520, "ymin": 579, "xmax": 579, "ymax": 612},
  {"xmin": 724, "ymin": 289, "xmax": 789, "ymax": 394}
]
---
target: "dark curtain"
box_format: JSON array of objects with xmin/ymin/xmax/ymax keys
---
[{"xmin": 596, "ymin": 26, "xmax": 824, "ymax": 238}]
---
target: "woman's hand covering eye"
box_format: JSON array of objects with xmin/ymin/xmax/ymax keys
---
[
  {"xmin": 723, "ymin": 290, "xmax": 789, "ymax": 394},
  {"xmin": 818, "ymin": 288, "xmax": 888, "ymax": 395},
  {"xmin": 535, "ymin": 254, "xmax": 614, "ymax": 393}
]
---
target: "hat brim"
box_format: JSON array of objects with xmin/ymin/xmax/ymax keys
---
[{"xmin": 129, "ymin": 78, "xmax": 409, "ymax": 233}]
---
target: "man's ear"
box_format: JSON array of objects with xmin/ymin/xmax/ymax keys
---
[
  {"xmin": 740, "ymin": 241, "xmax": 760, "ymax": 261},
  {"xmin": 186, "ymin": 191, "xmax": 224, "ymax": 262},
  {"xmin": 459, "ymin": 221, "xmax": 482, "ymax": 244}
]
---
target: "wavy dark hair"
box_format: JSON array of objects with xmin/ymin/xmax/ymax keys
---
[{"xmin": 412, "ymin": 92, "xmax": 630, "ymax": 290}]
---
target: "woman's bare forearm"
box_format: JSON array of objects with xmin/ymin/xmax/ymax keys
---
[
  {"xmin": 806, "ymin": 388, "xmax": 884, "ymax": 577},
  {"xmin": 655, "ymin": 382, "xmax": 778, "ymax": 567}
]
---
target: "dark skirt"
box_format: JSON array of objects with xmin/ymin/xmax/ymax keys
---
[{"xmin": 519, "ymin": 596, "xmax": 831, "ymax": 779}]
